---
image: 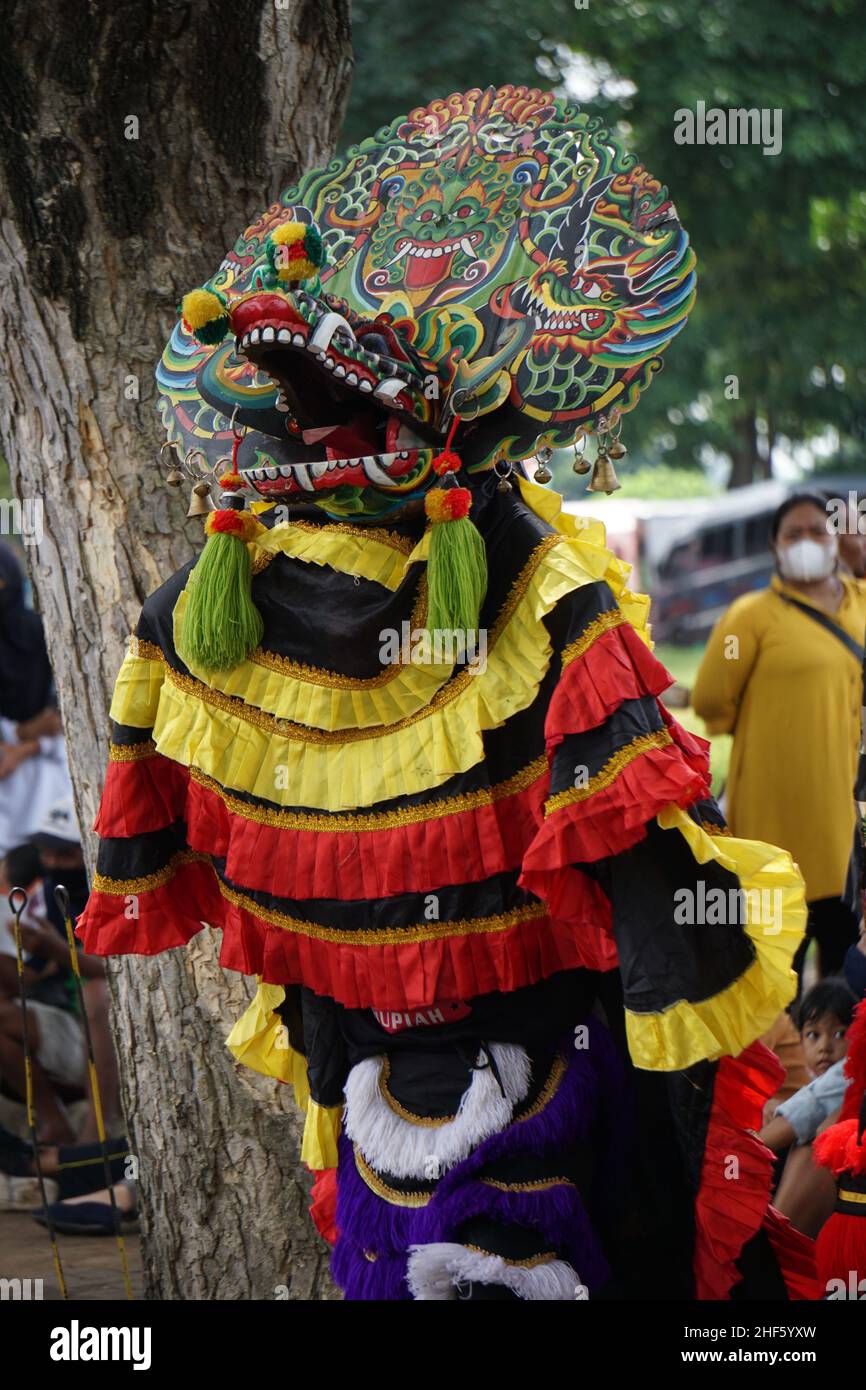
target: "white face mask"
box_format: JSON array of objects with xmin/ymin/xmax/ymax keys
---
[{"xmin": 777, "ymin": 536, "xmax": 838, "ymax": 582}]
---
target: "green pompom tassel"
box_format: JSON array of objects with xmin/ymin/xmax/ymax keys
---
[
  {"xmin": 427, "ymin": 516, "xmax": 488, "ymax": 635},
  {"xmin": 178, "ymin": 533, "xmax": 263, "ymax": 673}
]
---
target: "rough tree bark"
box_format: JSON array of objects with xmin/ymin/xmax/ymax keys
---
[{"xmin": 0, "ymin": 0, "xmax": 352, "ymax": 1299}]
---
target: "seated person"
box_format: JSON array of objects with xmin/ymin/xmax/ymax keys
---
[
  {"xmin": 0, "ymin": 840, "xmax": 86, "ymax": 1144},
  {"xmin": 758, "ymin": 978, "xmax": 857, "ymax": 1236}
]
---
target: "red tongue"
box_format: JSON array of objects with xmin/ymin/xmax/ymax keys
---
[{"xmin": 405, "ymin": 247, "xmax": 454, "ymax": 290}]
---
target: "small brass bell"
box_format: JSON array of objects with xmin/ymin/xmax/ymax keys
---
[
  {"xmin": 187, "ymin": 481, "xmax": 213, "ymax": 516},
  {"xmin": 587, "ymin": 451, "xmax": 622, "ymax": 496},
  {"xmin": 572, "ymin": 436, "xmax": 591, "ymax": 475},
  {"xmin": 608, "ymin": 439, "xmax": 627, "ymax": 460},
  {"xmin": 165, "ymin": 467, "xmax": 184, "ymax": 488},
  {"xmin": 533, "ymin": 443, "xmax": 553, "ymax": 485},
  {"xmin": 494, "ymin": 459, "xmax": 514, "ymax": 492}
]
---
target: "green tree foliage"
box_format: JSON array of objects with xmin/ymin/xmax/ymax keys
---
[{"xmin": 345, "ymin": 0, "xmax": 866, "ymax": 488}]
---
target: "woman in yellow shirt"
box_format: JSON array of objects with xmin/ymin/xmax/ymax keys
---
[{"xmin": 693, "ymin": 492, "xmax": 866, "ymax": 978}]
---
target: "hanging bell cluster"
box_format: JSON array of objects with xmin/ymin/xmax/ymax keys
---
[{"xmin": 586, "ymin": 413, "xmax": 625, "ymax": 495}]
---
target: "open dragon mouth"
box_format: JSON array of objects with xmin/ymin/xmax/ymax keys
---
[
  {"xmin": 229, "ymin": 289, "xmax": 441, "ymax": 496},
  {"xmin": 389, "ymin": 227, "xmax": 485, "ymax": 291}
]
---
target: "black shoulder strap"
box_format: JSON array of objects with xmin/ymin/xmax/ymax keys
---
[{"xmin": 776, "ymin": 591, "xmax": 865, "ymax": 664}]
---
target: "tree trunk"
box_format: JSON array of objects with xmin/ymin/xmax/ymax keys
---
[
  {"xmin": 0, "ymin": 0, "xmax": 352, "ymax": 1299},
  {"xmin": 727, "ymin": 406, "xmax": 760, "ymax": 489}
]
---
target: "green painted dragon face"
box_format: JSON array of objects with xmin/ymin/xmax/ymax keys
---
[{"xmin": 159, "ymin": 85, "xmax": 695, "ymax": 519}]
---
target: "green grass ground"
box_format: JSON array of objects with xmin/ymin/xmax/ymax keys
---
[{"xmin": 654, "ymin": 642, "xmax": 731, "ymax": 798}]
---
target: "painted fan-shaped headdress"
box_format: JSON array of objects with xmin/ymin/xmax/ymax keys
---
[
  {"xmin": 161, "ymin": 83, "xmax": 695, "ymax": 521},
  {"xmin": 164, "ymin": 85, "xmax": 695, "ymax": 672}
]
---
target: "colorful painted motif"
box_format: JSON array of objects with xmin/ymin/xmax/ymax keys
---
[{"xmin": 158, "ymin": 85, "xmax": 695, "ymax": 518}]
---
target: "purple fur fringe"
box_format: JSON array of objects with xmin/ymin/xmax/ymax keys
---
[{"xmin": 331, "ymin": 1023, "xmax": 626, "ymax": 1300}]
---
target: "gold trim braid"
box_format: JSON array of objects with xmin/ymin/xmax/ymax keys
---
[
  {"xmin": 188, "ymin": 755, "xmax": 547, "ymax": 833},
  {"xmin": 544, "ymin": 729, "xmax": 673, "ymax": 815},
  {"xmin": 560, "ymin": 609, "xmax": 624, "ymax": 669},
  {"xmin": 480, "ymin": 1176, "xmax": 575, "ymax": 1193},
  {"xmin": 216, "ymin": 874, "xmax": 548, "ymax": 948},
  {"xmin": 109, "ymin": 740, "xmax": 156, "ymax": 762},
  {"xmin": 92, "ymin": 849, "xmax": 207, "ymax": 896},
  {"xmin": 354, "ymin": 1147, "xmax": 432, "ymax": 1207}
]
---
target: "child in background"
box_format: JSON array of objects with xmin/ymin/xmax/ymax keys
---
[
  {"xmin": 758, "ymin": 978, "xmax": 857, "ymax": 1236},
  {"xmin": 798, "ymin": 979, "xmax": 856, "ymax": 1079}
]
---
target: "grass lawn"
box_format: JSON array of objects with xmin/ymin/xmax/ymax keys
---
[{"xmin": 654, "ymin": 642, "xmax": 731, "ymax": 798}]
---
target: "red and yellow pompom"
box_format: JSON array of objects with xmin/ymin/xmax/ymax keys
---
[
  {"xmin": 218, "ymin": 471, "xmax": 245, "ymax": 491},
  {"xmin": 432, "ymin": 448, "xmax": 461, "ymax": 477},
  {"xmin": 204, "ymin": 510, "xmax": 265, "ymax": 543},
  {"xmin": 425, "ymin": 487, "xmax": 472, "ymax": 523}
]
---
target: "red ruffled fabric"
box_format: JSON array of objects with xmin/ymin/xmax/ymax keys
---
[
  {"xmin": 184, "ymin": 769, "xmax": 548, "ymax": 901},
  {"xmin": 308, "ymin": 1167, "xmax": 339, "ymax": 1245},
  {"xmin": 217, "ymin": 885, "xmax": 607, "ymax": 1012},
  {"xmin": 545, "ymin": 621, "xmax": 673, "ymax": 746},
  {"xmin": 694, "ymin": 1041, "xmax": 819, "ymax": 1299},
  {"xmin": 763, "ymin": 1207, "xmax": 821, "ymax": 1300},
  {"xmin": 93, "ymin": 755, "xmax": 190, "ymax": 837},
  {"xmin": 693, "ymin": 1041, "xmax": 784, "ymax": 1300},
  {"xmin": 91, "ymin": 751, "xmax": 550, "ymax": 900},
  {"xmin": 520, "ymin": 737, "xmax": 710, "ymax": 872},
  {"xmin": 78, "ymin": 855, "xmax": 613, "ymax": 1010},
  {"xmin": 76, "ymin": 856, "xmax": 219, "ymax": 955}
]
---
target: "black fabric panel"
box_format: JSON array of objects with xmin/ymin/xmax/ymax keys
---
[
  {"xmin": 687, "ymin": 795, "xmax": 728, "ymax": 833},
  {"xmin": 588, "ymin": 819, "xmax": 757, "ymax": 1014},
  {"xmin": 299, "ymin": 988, "xmax": 348, "ymax": 1108},
  {"xmin": 383, "ymin": 1047, "xmax": 477, "ymax": 1118},
  {"xmin": 279, "ymin": 971, "xmax": 599, "ymax": 1068},
  {"xmin": 253, "ymin": 555, "xmax": 427, "ymax": 676},
  {"xmin": 586, "ymin": 970, "xmax": 698, "ymax": 1301},
  {"xmin": 549, "ymin": 695, "xmax": 666, "ymax": 795},
  {"xmin": 136, "ymin": 561, "xmax": 194, "ymax": 674},
  {"xmin": 455, "ymin": 1215, "xmax": 554, "ymax": 1263},
  {"xmin": 94, "ymin": 821, "xmax": 189, "ymax": 879},
  {"xmin": 109, "ymin": 720, "xmax": 155, "ymax": 746},
  {"xmin": 217, "ymin": 864, "xmax": 538, "ymax": 935}
]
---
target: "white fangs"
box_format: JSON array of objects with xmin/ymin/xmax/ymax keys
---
[
  {"xmin": 244, "ymin": 451, "xmax": 409, "ymax": 492},
  {"xmin": 308, "ymin": 311, "xmax": 356, "ymax": 355},
  {"xmin": 373, "ymin": 377, "xmax": 405, "ymax": 401},
  {"xmin": 361, "ymin": 456, "xmax": 398, "ymax": 486}
]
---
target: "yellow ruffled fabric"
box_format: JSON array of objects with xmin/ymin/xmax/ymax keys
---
[
  {"xmin": 624, "ymin": 804, "xmax": 807, "ymax": 1072},
  {"xmin": 173, "ymin": 585, "xmax": 457, "ymax": 732},
  {"xmin": 225, "ymin": 981, "xmax": 309, "ymax": 1108},
  {"xmin": 225, "ymin": 982, "xmax": 341, "ymax": 1168},
  {"xmin": 252, "ymin": 519, "xmax": 415, "ymax": 591},
  {"xmin": 300, "ymin": 1100, "xmax": 342, "ymax": 1170},
  {"xmin": 109, "ymin": 649, "xmax": 165, "ymax": 729},
  {"xmin": 152, "ymin": 535, "xmax": 607, "ymax": 810},
  {"xmin": 516, "ymin": 476, "xmax": 652, "ymax": 647}
]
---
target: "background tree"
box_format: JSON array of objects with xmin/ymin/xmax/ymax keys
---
[
  {"xmin": 348, "ymin": 0, "xmax": 866, "ymax": 488},
  {"xmin": 0, "ymin": 0, "xmax": 351, "ymax": 1298}
]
